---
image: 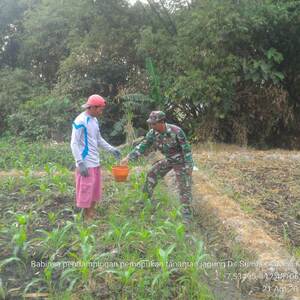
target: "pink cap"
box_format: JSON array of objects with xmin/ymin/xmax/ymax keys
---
[{"xmin": 82, "ymin": 94, "xmax": 106, "ymax": 108}]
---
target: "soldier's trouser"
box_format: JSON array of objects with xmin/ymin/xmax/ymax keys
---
[{"xmin": 143, "ymin": 159, "xmax": 192, "ymax": 206}]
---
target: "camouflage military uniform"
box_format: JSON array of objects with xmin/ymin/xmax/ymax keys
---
[{"xmin": 128, "ymin": 111, "xmax": 194, "ymax": 217}]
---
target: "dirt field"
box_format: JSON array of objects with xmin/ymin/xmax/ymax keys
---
[{"xmin": 194, "ymin": 144, "xmax": 300, "ymax": 251}]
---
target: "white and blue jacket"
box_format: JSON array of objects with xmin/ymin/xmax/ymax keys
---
[{"xmin": 70, "ymin": 111, "xmax": 115, "ymax": 168}]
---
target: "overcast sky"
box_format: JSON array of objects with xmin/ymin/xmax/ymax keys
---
[{"xmin": 128, "ymin": 0, "xmax": 147, "ymax": 4}]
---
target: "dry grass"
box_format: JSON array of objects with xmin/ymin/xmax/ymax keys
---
[{"xmin": 193, "ymin": 143, "xmax": 300, "ymax": 249}]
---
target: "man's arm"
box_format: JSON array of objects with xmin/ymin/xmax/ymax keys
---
[
  {"xmin": 71, "ymin": 123, "xmax": 89, "ymax": 176},
  {"xmin": 97, "ymin": 131, "xmax": 121, "ymax": 159},
  {"xmin": 177, "ymin": 129, "xmax": 194, "ymax": 169},
  {"xmin": 97, "ymin": 131, "xmax": 115, "ymax": 152},
  {"xmin": 70, "ymin": 123, "xmax": 84, "ymax": 165},
  {"xmin": 127, "ymin": 130, "xmax": 155, "ymax": 162}
]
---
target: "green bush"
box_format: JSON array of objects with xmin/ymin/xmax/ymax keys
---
[
  {"xmin": 8, "ymin": 96, "xmax": 77, "ymax": 141},
  {"xmin": 0, "ymin": 68, "xmax": 47, "ymax": 135}
]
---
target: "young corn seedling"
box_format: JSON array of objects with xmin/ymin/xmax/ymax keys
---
[
  {"xmin": 176, "ymin": 238, "xmax": 209, "ymax": 297},
  {"xmin": 35, "ymin": 221, "xmax": 73, "ymax": 259},
  {"xmin": 47, "ymin": 212, "xmax": 57, "ymax": 226},
  {"xmin": 168, "ymin": 206, "xmax": 182, "ymax": 222},
  {"xmin": 60, "ymin": 242, "xmax": 93, "ymax": 290},
  {"xmin": 23, "ymin": 277, "xmax": 46, "ymax": 296},
  {"xmin": 59, "ymin": 222, "xmax": 98, "ymax": 290},
  {"xmin": 3, "ymin": 176, "xmax": 16, "ymax": 192},
  {"xmin": 152, "ymin": 243, "xmax": 176, "ymax": 290},
  {"xmin": 150, "ymin": 231, "xmax": 209, "ymax": 299},
  {"xmin": 106, "ymin": 266, "xmax": 136, "ymax": 292},
  {"xmin": 39, "ymin": 182, "xmax": 50, "ymax": 194},
  {"xmin": 162, "ymin": 220, "xmax": 185, "ymax": 244},
  {"xmin": 76, "ymin": 223, "xmax": 97, "ymax": 244},
  {"xmin": 36, "ymin": 195, "xmax": 46, "ymax": 207},
  {"xmin": 42, "ymin": 260, "xmax": 57, "ymax": 294},
  {"xmin": 23, "ymin": 168, "xmax": 36, "ymax": 189},
  {"xmin": 137, "ymin": 228, "xmax": 153, "ymax": 242},
  {"xmin": 190, "ymin": 238, "xmax": 208, "ymax": 271},
  {"xmin": 61, "ymin": 234, "xmax": 109, "ymax": 291},
  {"xmin": 106, "ymin": 222, "xmax": 135, "ymax": 250},
  {"xmin": 11, "ymin": 213, "xmax": 29, "ymax": 258},
  {"xmin": 175, "ymin": 224, "xmax": 186, "ymax": 245},
  {"xmin": 78, "ymin": 236, "xmax": 94, "ymax": 284}
]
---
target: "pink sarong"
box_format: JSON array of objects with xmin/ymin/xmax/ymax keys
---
[{"xmin": 75, "ymin": 166, "xmax": 102, "ymax": 208}]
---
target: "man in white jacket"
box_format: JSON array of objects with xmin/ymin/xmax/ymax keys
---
[{"xmin": 71, "ymin": 94, "xmax": 120, "ymax": 220}]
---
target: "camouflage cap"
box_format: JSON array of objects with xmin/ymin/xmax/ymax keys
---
[{"xmin": 147, "ymin": 111, "xmax": 166, "ymax": 124}]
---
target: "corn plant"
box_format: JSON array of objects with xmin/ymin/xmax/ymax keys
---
[
  {"xmin": 175, "ymin": 224, "xmax": 185, "ymax": 245},
  {"xmin": 152, "ymin": 243, "xmax": 176, "ymax": 289},
  {"xmin": 129, "ymin": 171, "xmax": 148, "ymax": 199},
  {"xmin": 106, "ymin": 266, "xmax": 136, "ymax": 292},
  {"xmin": 161, "ymin": 220, "xmax": 185, "ymax": 244},
  {"xmin": 11, "ymin": 213, "xmax": 29, "ymax": 258},
  {"xmin": 176, "ymin": 239, "xmax": 209, "ymax": 298},
  {"xmin": 59, "ymin": 222, "xmax": 97, "ymax": 289},
  {"xmin": 76, "ymin": 236, "xmax": 95, "ymax": 283},
  {"xmin": 168, "ymin": 206, "xmax": 182, "ymax": 221},
  {"xmin": 76, "ymin": 222, "xmax": 97, "ymax": 244},
  {"xmin": 39, "ymin": 182, "xmax": 50, "ymax": 194},
  {"xmin": 35, "ymin": 221, "xmax": 73, "ymax": 259},
  {"xmin": 60, "ymin": 234, "xmax": 109, "ymax": 291},
  {"xmin": 60, "ymin": 242, "xmax": 94, "ymax": 290},
  {"xmin": 106, "ymin": 222, "xmax": 135, "ymax": 250},
  {"xmin": 193, "ymin": 239, "xmax": 208, "ymax": 267},
  {"xmin": 137, "ymin": 228, "xmax": 154, "ymax": 242},
  {"xmin": 19, "ymin": 187, "xmax": 28, "ymax": 197},
  {"xmin": 3, "ymin": 176, "xmax": 16, "ymax": 192},
  {"xmin": 38, "ymin": 258, "xmax": 58, "ymax": 294},
  {"xmin": 22, "ymin": 168, "xmax": 39, "ymax": 191},
  {"xmin": 47, "ymin": 212, "xmax": 57, "ymax": 226},
  {"xmin": 36, "ymin": 195, "xmax": 46, "ymax": 207}
]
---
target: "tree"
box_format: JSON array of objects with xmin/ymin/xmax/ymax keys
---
[
  {"xmin": 138, "ymin": 0, "xmax": 300, "ymax": 146},
  {"xmin": 0, "ymin": 68, "xmax": 47, "ymax": 134},
  {"xmin": 0, "ymin": 0, "xmax": 28, "ymax": 68}
]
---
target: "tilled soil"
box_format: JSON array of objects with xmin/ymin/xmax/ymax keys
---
[
  {"xmin": 194, "ymin": 146, "xmax": 300, "ymax": 248},
  {"xmin": 163, "ymin": 145, "xmax": 300, "ymax": 299}
]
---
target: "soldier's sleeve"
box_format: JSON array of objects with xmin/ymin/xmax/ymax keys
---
[
  {"xmin": 128, "ymin": 130, "xmax": 154, "ymax": 162},
  {"xmin": 177, "ymin": 129, "xmax": 194, "ymax": 168}
]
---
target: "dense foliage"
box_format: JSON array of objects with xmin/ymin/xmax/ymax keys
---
[{"xmin": 0, "ymin": 0, "xmax": 299, "ymax": 147}]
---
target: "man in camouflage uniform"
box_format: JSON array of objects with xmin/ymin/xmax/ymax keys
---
[{"xmin": 121, "ymin": 111, "xmax": 194, "ymax": 221}]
